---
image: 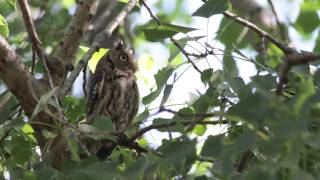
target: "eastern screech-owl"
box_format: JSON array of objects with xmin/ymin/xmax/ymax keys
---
[
  {"xmin": 86, "ymin": 42, "xmax": 139, "ymax": 131},
  {"xmin": 85, "ymin": 42, "xmax": 139, "ymax": 159}
]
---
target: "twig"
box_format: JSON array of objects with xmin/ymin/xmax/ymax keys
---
[
  {"xmin": 130, "ymin": 119, "xmax": 227, "ymax": 141},
  {"xmin": 171, "ymin": 38, "xmax": 202, "ymax": 74},
  {"xmin": 223, "ymin": 11, "xmax": 296, "ymax": 55},
  {"xmin": 141, "ymin": 0, "xmax": 160, "ymax": 25},
  {"xmin": 267, "ymin": 0, "xmax": 286, "ymax": 41},
  {"xmin": 59, "ymin": 0, "xmax": 138, "ymax": 98},
  {"xmin": 142, "ymin": 0, "xmax": 202, "ymax": 74},
  {"xmin": 160, "ymin": 107, "xmax": 216, "ymax": 118},
  {"xmin": 18, "ymin": 0, "xmax": 64, "ymax": 121}
]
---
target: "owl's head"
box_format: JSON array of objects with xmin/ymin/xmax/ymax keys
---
[{"xmin": 107, "ymin": 42, "xmax": 137, "ymax": 73}]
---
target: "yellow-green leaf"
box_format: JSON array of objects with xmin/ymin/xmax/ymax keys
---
[{"xmin": 79, "ymin": 46, "xmax": 109, "ymax": 73}]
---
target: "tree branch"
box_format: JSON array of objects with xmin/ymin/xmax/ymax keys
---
[
  {"xmin": 129, "ymin": 119, "xmax": 228, "ymax": 142},
  {"xmin": 18, "ymin": 0, "xmax": 65, "ymax": 120},
  {"xmin": 266, "ymin": 0, "xmax": 286, "ymax": 41},
  {"xmin": 0, "ymin": 35, "xmax": 42, "ymax": 114},
  {"xmin": 59, "ymin": 0, "xmax": 137, "ymax": 98},
  {"xmin": 54, "ymin": 0, "xmax": 99, "ymax": 66},
  {"xmin": 142, "ymin": 0, "xmax": 202, "ymax": 74},
  {"xmin": 223, "ymin": 11, "xmax": 296, "ymax": 55}
]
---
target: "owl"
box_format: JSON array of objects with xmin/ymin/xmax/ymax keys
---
[
  {"xmin": 85, "ymin": 42, "xmax": 139, "ymax": 158},
  {"xmin": 86, "ymin": 42, "xmax": 139, "ymax": 130}
]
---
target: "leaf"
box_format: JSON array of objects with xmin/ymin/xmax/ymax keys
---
[
  {"xmin": 294, "ymin": 78, "xmax": 315, "ymax": 113},
  {"xmin": 160, "ymin": 84, "xmax": 173, "ymax": 106},
  {"xmin": 79, "ymin": 46, "xmax": 109, "ymax": 73},
  {"xmin": 11, "ymin": 134, "xmax": 32, "ymax": 165},
  {"xmin": 0, "ymin": 15, "xmax": 9, "ymax": 38},
  {"xmin": 137, "ymin": 52, "xmax": 154, "ymax": 71},
  {"xmin": 121, "ymin": 157, "xmax": 147, "ymax": 179},
  {"xmin": 143, "ymin": 29, "xmax": 178, "ymax": 42},
  {"xmin": 295, "ymin": 10, "xmax": 320, "ymax": 34},
  {"xmin": 143, "ymin": 23, "xmax": 196, "ymax": 42},
  {"xmin": 159, "ymin": 139, "xmax": 197, "ymax": 170},
  {"xmin": 223, "ymin": 52, "xmax": 238, "ymax": 78},
  {"xmin": 91, "ymin": 115, "xmax": 114, "ymax": 131},
  {"xmin": 201, "ymin": 135, "xmax": 224, "ymax": 158},
  {"xmin": 31, "ymin": 87, "xmax": 59, "ymax": 120},
  {"xmin": 66, "ymin": 137, "xmax": 80, "ymax": 161},
  {"xmin": 142, "ymin": 66, "xmax": 174, "ymax": 104},
  {"xmin": 192, "ymin": 0, "xmax": 229, "ymax": 18},
  {"xmin": 41, "ymin": 129, "xmax": 57, "ymax": 139},
  {"xmin": 0, "ymin": 118, "xmax": 22, "ymax": 139},
  {"xmin": 192, "ymin": 124, "xmax": 207, "ymax": 136},
  {"xmin": 78, "ymin": 124, "xmax": 116, "ymax": 141},
  {"xmin": 201, "ymin": 68, "xmax": 213, "ymax": 84},
  {"xmin": 161, "ymin": 23, "xmax": 197, "ymax": 33},
  {"xmin": 133, "ymin": 109, "xmax": 149, "ymax": 124}
]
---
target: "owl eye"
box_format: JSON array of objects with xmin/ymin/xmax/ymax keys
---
[{"xmin": 119, "ymin": 54, "xmax": 128, "ymax": 62}]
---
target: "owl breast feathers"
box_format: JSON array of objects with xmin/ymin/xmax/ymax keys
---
[{"xmin": 86, "ymin": 43, "xmax": 139, "ymax": 132}]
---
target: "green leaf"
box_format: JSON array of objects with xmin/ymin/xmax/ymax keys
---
[
  {"xmin": 11, "ymin": 134, "xmax": 32, "ymax": 165},
  {"xmin": 201, "ymin": 135, "xmax": 224, "ymax": 158},
  {"xmin": 91, "ymin": 115, "xmax": 114, "ymax": 131},
  {"xmin": 66, "ymin": 137, "xmax": 80, "ymax": 161},
  {"xmin": 143, "ymin": 23, "xmax": 196, "ymax": 42},
  {"xmin": 160, "ymin": 84, "xmax": 173, "ymax": 106},
  {"xmin": 223, "ymin": 52, "xmax": 238, "ymax": 78},
  {"xmin": 0, "ymin": 118, "xmax": 22, "ymax": 139},
  {"xmin": 201, "ymin": 68, "xmax": 213, "ymax": 83},
  {"xmin": 121, "ymin": 157, "xmax": 147, "ymax": 179},
  {"xmin": 217, "ymin": 18, "xmax": 249, "ymax": 48},
  {"xmin": 133, "ymin": 109, "xmax": 149, "ymax": 124},
  {"xmin": 0, "ymin": 15, "xmax": 9, "ymax": 38},
  {"xmin": 143, "ymin": 29, "xmax": 178, "ymax": 42},
  {"xmin": 142, "ymin": 66, "xmax": 174, "ymax": 104},
  {"xmin": 159, "ymin": 139, "xmax": 197, "ymax": 169},
  {"xmin": 31, "ymin": 87, "xmax": 59, "ymax": 120},
  {"xmin": 295, "ymin": 9, "xmax": 320, "ymax": 34},
  {"xmin": 79, "ymin": 46, "xmax": 109, "ymax": 73},
  {"xmin": 192, "ymin": 124, "xmax": 207, "ymax": 136},
  {"xmin": 192, "ymin": 0, "xmax": 229, "ymax": 18},
  {"xmin": 294, "ymin": 78, "xmax": 315, "ymax": 113},
  {"xmin": 63, "ymin": 96, "xmax": 85, "ymax": 123},
  {"xmin": 161, "ymin": 23, "xmax": 197, "ymax": 33}
]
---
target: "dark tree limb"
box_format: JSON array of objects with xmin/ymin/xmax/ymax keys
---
[{"xmin": 0, "ymin": 35, "xmax": 41, "ymax": 114}]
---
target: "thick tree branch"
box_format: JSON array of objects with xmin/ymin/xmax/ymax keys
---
[
  {"xmin": 0, "ymin": 35, "xmax": 41, "ymax": 114},
  {"xmin": 18, "ymin": 0, "xmax": 64, "ymax": 120},
  {"xmin": 59, "ymin": 0, "xmax": 137, "ymax": 98},
  {"xmin": 49, "ymin": 0, "xmax": 99, "ymax": 87},
  {"xmin": 54, "ymin": 0, "xmax": 99, "ymax": 66}
]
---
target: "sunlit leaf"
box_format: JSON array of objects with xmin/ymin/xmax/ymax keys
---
[
  {"xmin": 79, "ymin": 46, "xmax": 109, "ymax": 73},
  {"xmin": 0, "ymin": 15, "xmax": 9, "ymax": 38}
]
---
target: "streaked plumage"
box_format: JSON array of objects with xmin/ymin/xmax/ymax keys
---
[{"xmin": 85, "ymin": 42, "xmax": 139, "ymax": 158}]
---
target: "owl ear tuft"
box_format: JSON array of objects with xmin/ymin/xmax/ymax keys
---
[
  {"xmin": 114, "ymin": 40, "xmax": 124, "ymax": 50},
  {"xmin": 128, "ymin": 48, "xmax": 134, "ymax": 55}
]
